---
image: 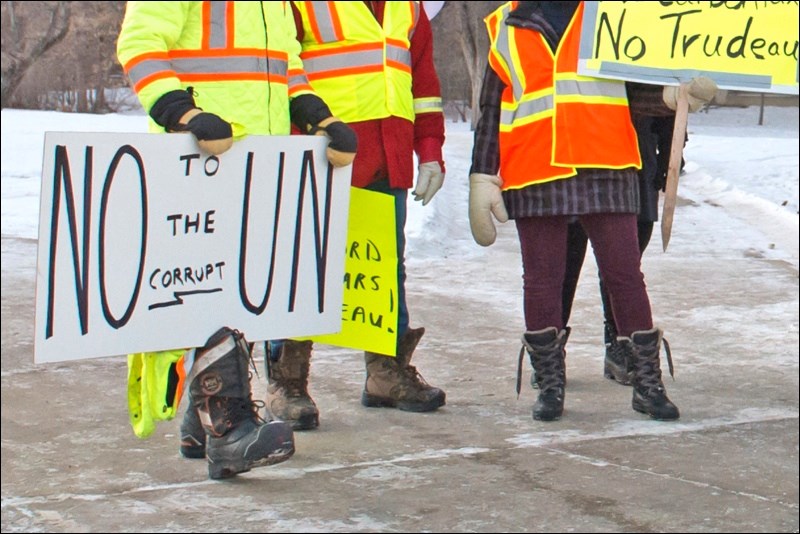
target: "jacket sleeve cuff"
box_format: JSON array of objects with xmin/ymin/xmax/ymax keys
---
[{"xmin": 414, "ymin": 136, "xmax": 443, "ymax": 166}]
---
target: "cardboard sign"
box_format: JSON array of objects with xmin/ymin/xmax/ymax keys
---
[
  {"xmin": 304, "ymin": 187, "xmax": 398, "ymax": 355},
  {"xmin": 579, "ymin": 1, "xmax": 799, "ymax": 94},
  {"xmin": 35, "ymin": 133, "xmax": 351, "ymax": 363}
]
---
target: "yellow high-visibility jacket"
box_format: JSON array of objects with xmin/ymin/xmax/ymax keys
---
[
  {"xmin": 117, "ymin": 1, "xmax": 316, "ymax": 137},
  {"xmin": 292, "ymin": 1, "xmax": 421, "ymax": 124}
]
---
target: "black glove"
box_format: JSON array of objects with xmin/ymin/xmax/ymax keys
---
[
  {"xmin": 321, "ymin": 119, "xmax": 357, "ymax": 154},
  {"xmin": 149, "ymin": 89, "xmax": 196, "ymax": 130},
  {"xmin": 150, "ymin": 89, "xmax": 233, "ymax": 155},
  {"xmin": 179, "ymin": 112, "xmax": 233, "ymax": 141},
  {"xmin": 290, "ymin": 93, "xmax": 334, "ymax": 133}
]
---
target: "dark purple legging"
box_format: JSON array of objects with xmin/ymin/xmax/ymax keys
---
[{"xmin": 515, "ymin": 213, "xmax": 653, "ymax": 336}]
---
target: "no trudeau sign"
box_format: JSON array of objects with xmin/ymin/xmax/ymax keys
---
[
  {"xmin": 35, "ymin": 133, "xmax": 351, "ymax": 363},
  {"xmin": 579, "ymin": 1, "xmax": 799, "ymax": 94}
]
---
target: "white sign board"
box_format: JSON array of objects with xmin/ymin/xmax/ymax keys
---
[{"xmin": 35, "ymin": 133, "xmax": 351, "ymax": 363}]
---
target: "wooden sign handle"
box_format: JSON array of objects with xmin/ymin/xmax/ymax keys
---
[{"xmin": 660, "ymin": 83, "xmax": 690, "ymax": 252}]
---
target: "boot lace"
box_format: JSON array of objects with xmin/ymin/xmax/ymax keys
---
[
  {"xmin": 226, "ymin": 397, "xmax": 267, "ymax": 426},
  {"xmin": 402, "ymin": 363, "xmax": 431, "ymax": 387},
  {"xmin": 517, "ymin": 334, "xmax": 565, "ymax": 397},
  {"xmin": 633, "ymin": 335, "xmax": 675, "ymax": 395},
  {"xmin": 534, "ymin": 350, "xmax": 564, "ymax": 393},
  {"xmin": 516, "ymin": 346, "xmax": 526, "ymax": 397}
]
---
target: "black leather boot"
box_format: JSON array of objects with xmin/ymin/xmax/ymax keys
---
[
  {"xmin": 522, "ymin": 327, "xmax": 567, "ymax": 421},
  {"xmin": 604, "ymin": 321, "xmax": 633, "ymax": 385},
  {"xmin": 625, "ymin": 328, "xmax": 679, "ymax": 421},
  {"xmin": 190, "ymin": 327, "xmax": 295, "ymax": 479}
]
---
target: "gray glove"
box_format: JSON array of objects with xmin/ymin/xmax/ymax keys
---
[{"xmin": 663, "ymin": 76, "xmax": 718, "ymax": 113}]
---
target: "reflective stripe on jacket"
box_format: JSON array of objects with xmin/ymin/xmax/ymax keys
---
[
  {"xmin": 117, "ymin": 1, "xmax": 314, "ymax": 137},
  {"xmin": 293, "ymin": 1, "xmax": 434, "ymax": 123},
  {"xmin": 486, "ymin": 1, "xmax": 641, "ymax": 190}
]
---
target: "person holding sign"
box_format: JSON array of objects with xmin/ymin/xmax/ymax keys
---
[
  {"xmin": 258, "ymin": 0, "xmax": 448, "ymax": 431},
  {"xmin": 559, "ymin": 105, "xmax": 688, "ymax": 388},
  {"xmin": 116, "ymin": 1, "xmax": 357, "ymax": 479},
  {"xmin": 468, "ymin": 1, "xmax": 715, "ymax": 422}
]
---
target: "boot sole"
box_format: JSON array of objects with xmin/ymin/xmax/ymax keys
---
[
  {"xmin": 361, "ymin": 392, "xmax": 445, "ymax": 412},
  {"xmin": 533, "ymin": 405, "xmax": 564, "ymax": 421},
  {"xmin": 533, "ymin": 413, "xmax": 562, "ymax": 421},
  {"xmin": 206, "ymin": 422, "xmax": 296, "ymax": 480},
  {"xmin": 289, "ymin": 413, "xmax": 320, "ymax": 431},
  {"xmin": 632, "ymin": 399, "xmax": 680, "ymax": 421},
  {"xmin": 208, "ymin": 444, "xmax": 295, "ymax": 480}
]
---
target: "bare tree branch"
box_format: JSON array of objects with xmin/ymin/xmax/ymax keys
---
[{"xmin": 1, "ymin": 1, "xmax": 71, "ymax": 108}]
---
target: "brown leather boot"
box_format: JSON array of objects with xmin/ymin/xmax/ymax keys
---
[
  {"xmin": 266, "ymin": 340, "xmax": 320, "ymax": 430},
  {"xmin": 362, "ymin": 327, "xmax": 445, "ymax": 412}
]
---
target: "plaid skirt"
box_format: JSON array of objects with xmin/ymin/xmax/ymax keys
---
[{"xmin": 502, "ymin": 167, "xmax": 640, "ymax": 219}]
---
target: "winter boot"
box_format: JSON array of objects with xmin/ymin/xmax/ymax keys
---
[
  {"xmin": 603, "ymin": 321, "xmax": 633, "ymax": 385},
  {"xmin": 266, "ymin": 340, "xmax": 319, "ymax": 430},
  {"xmin": 624, "ymin": 327, "xmax": 680, "ymax": 421},
  {"xmin": 179, "ymin": 393, "xmax": 205, "ymax": 459},
  {"xmin": 522, "ymin": 327, "xmax": 567, "ymax": 421},
  {"xmin": 180, "ymin": 343, "xmax": 262, "ymax": 459},
  {"xmin": 531, "ymin": 326, "xmax": 570, "ymax": 389},
  {"xmin": 362, "ymin": 327, "xmax": 446, "ymax": 412},
  {"xmin": 190, "ymin": 327, "xmax": 295, "ymax": 479}
]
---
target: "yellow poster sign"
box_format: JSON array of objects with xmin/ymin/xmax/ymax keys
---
[
  {"xmin": 579, "ymin": 1, "xmax": 798, "ymax": 94},
  {"xmin": 304, "ymin": 187, "xmax": 398, "ymax": 355}
]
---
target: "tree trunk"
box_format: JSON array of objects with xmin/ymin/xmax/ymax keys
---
[
  {"xmin": 1, "ymin": 1, "xmax": 71, "ymax": 108},
  {"xmin": 453, "ymin": 1, "xmax": 503, "ymax": 130}
]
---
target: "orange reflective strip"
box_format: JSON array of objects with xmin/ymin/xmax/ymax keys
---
[
  {"xmin": 306, "ymin": 64, "xmax": 384, "ymax": 81},
  {"xmin": 385, "ymin": 37, "xmax": 407, "ymax": 48},
  {"xmin": 307, "ymin": 1, "xmax": 324, "ymax": 44},
  {"xmin": 178, "ymin": 72, "xmax": 289, "ymax": 84},
  {"xmin": 386, "ymin": 59, "xmax": 411, "ymax": 74},
  {"xmin": 133, "ymin": 70, "xmax": 176, "ymax": 93},
  {"xmin": 300, "ymin": 41, "xmax": 382, "ymax": 59},
  {"xmin": 123, "ymin": 51, "xmax": 170, "ymax": 74},
  {"xmin": 288, "ymin": 83, "xmax": 314, "ymax": 96},
  {"xmin": 329, "ymin": 2, "xmax": 344, "ymax": 41},
  {"xmin": 167, "ymin": 48, "xmax": 289, "ymax": 62},
  {"xmin": 202, "ymin": 1, "xmax": 212, "ymax": 49},
  {"xmin": 174, "ymin": 354, "xmax": 187, "ymax": 408},
  {"xmin": 226, "ymin": 1, "xmax": 235, "ymax": 49}
]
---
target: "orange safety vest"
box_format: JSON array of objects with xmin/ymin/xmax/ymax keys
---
[
  {"xmin": 292, "ymin": 1, "xmax": 427, "ymax": 123},
  {"xmin": 486, "ymin": 1, "xmax": 641, "ymax": 190}
]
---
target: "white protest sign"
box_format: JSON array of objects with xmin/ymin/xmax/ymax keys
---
[{"xmin": 35, "ymin": 133, "xmax": 351, "ymax": 363}]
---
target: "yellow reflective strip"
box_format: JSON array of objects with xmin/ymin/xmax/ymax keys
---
[
  {"xmin": 502, "ymin": 169, "xmax": 577, "ymax": 190},
  {"xmin": 414, "ymin": 97, "xmax": 442, "ymax": 113},
  {"xmin": 507, "ymin": 27, "xmax": 527, "ymax": 98},
  {"xmin": 510, "ymin": 108, "xmax": 553, "ymax": 128},
  {"xmin": 567, "ymin": 162, "xmax": 643, "ymax": 171}
]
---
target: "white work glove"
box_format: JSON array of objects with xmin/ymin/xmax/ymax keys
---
[
  {"xmin": 469, "ymin": 173, "xmax": 509, "ymax": 246},
  {"xmin": 413, "ymin": 161, "xmax": 444, "ymax": 205},
  {"xmin": 662, "ymin": 76, "xmax": 718, "ymax": 113}
]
